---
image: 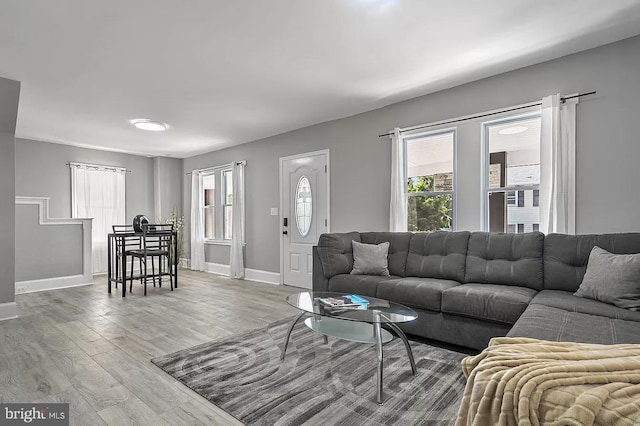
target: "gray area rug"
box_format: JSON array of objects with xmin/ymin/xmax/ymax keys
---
[{"xmin": 151, "ymin": 318, "xmax": 467, "ymax": 425}]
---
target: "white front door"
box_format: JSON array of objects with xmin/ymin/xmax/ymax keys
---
[{"xmin": 280, "ymin": 150, "xmax": 329, "ymax": 288}]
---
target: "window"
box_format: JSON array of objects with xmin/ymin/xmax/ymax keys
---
[
  {"xmin": 223, "ymin": 170, "xmax": 233, "ymax": 240},
  {"xmin": 405, "ymin": 129, "xmax": 455, "ymax": 232},
  {"xmin": 484, "ymin": 114, "xmax": 541, "ymax": 233},
  {"xmin": 200, "ymin": 165, "xmax": 239, "ymax": 243},
  {"xmin": 203, "ymin": 173, "xmax": 215, "ymax": 239},
  {"xmin": 71, "ymin": 162, "xmax": 125, "ymax": 273},
  {"xmin": 533, "ymin": 223, "xmax": 539, "ymax": 232}
]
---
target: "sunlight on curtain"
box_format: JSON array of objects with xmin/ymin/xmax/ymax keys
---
[
  {"xmin": 71, "ymin": 163, "xmax": 126, "ymax": 273},
  {"xmin": 190, "ymin": 170, "xmax": 206, "ymax": 271},
  {"xmin": 390, "ymin": 127, "xmax": 408, "ymax": 231},
  {"xmin": 540, "ymin": 94, "xmax": 578, "ymax": 234},
  {"xmin": 229, "ymin": 161, "xmax": 245, "ymax": 279}
]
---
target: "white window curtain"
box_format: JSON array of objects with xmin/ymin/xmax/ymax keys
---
[
  {"xmin": 190, "ymin": 170, "xmax": 206, "ymax": 271},
  {"xmin": 71, "ymin": 163, "xmax": 125, "ymax": 273},
  {"xmin": 389, "ymin": 127, "xmax": 407, "ymax": 231},
  {"xmin": 229, "ymin": 161, "xmax": 246, "ymax": 279},
  {"xmin": 540, "ymin": 93, "xmax": 578, "ymax": 234}
]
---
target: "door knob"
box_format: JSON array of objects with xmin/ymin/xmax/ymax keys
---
[{"xmin": 283, "ymin": 230, "xmax": 288, "ymax": 235}]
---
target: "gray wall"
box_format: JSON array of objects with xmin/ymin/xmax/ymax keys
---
[
  {"xmin": 15, "ymin": 204, "xmax": 83, "ymax": 281},
  {"xmin": 0, "ymin": 77, "xmax": 19, "ymax": 305},
  {"xmin": 15, "ymin": 138, "xmax": 155, "ymax": 220},
  {"xmin": 183, "ymin": 35, "xmax": 640, "ymax": 274},
  {"xmin": 153, "ymin": 156, "xmax": 183, "ymax": 221}
]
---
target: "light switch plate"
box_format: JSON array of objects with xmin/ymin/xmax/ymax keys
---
[{"xmin": 270, "ymin": 207, "xmax": 278, "ymax": 216}]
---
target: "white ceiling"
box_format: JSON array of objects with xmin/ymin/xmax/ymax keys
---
[{"xmin": 2, "ymin": 1, "xmax": 640, "ymax": 158}]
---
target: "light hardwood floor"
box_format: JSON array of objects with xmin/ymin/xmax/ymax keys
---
[{"xmin": 0, "ymin": 270, "xmax": 299, "ymax": 425}]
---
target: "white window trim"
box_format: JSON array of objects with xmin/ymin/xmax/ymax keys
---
[
  {"xmin": 403, "ymin": 127, "xmax": 458, "ymax": 231},
  {"xmin": 480, "ymin": 111, "xmax": 541, "ymax": 231},
  {"xmin": 197, "ymin": 163, "xmax": 243, "ymax": 246}
]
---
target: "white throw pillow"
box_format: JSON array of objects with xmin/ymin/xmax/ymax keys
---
[{"xmin": 350, "ymin": 240, "xmax": 390, "ymax": 276}]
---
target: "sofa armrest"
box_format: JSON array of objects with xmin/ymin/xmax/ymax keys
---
[{"xmin": 312, "ymin": 246, "xmax": 330, "ymax": 291}]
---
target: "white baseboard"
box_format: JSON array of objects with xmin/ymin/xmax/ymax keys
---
[
  {"xmin": 15, "ymin": 275, "xmax": 94, "ymax": 294},
  {"xmin": 204, "ymin": 262, "xmax": 281, "ymax": 285},
  {"xmin": 0, "ymin": 302, "xmax": 17, "ymax": 321},
  {"xmin": 245, "ymin": 268, "xmax": 280, "ymax": 285}
]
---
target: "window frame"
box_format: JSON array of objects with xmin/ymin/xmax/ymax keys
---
[
  {"xmin": 200, "ymin": 165, "xmax": 236, "ymax": 245},
  {"xmin": 481, "ymin": 112, "xmax": 541, "ymax": 232},
  {"xmin": 403, "ymin": 127, "xmax": 458, "ymax": 232}
]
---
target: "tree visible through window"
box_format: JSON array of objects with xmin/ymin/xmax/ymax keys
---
[{"xmin": 405, "ymin": 130, "xmax": 455, "ymax": 232}]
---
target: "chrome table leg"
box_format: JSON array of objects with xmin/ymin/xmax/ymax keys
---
[
  {"xmin": 386, "ymin": 321, "xmax": 417, "ymax": 375},
  {"xmin": 280, "ymin": 311, "xmax": 306, "ymax": 361},
  {"xmin": 373, "ymin": 311, "xmax": 384, "ymax": 404}
]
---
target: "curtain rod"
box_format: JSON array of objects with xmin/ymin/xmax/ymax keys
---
[
  {"xmin": 66, "ymin": 162, "xmax": 131, "ymax": 173},
  {"xmin": 185, "ymin": 160, "xmax": 246, "ymax": 175},
  {"xmin": 378, "ymin": 91, "xmax": 596, "ymax": 138}
]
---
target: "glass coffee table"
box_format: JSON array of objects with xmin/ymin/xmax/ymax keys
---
[{"xmin": 281, "ymin": 291, "xmax": 418, "ymax": 404}]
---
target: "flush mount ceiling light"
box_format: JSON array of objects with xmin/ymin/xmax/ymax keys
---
[
  {"xmin": 130, "ymin": 119, "xmax": 167, "ymax": 131},
  {"xmin": 498, "ymin": 126, "xmax": 528, "ymax": 135}
]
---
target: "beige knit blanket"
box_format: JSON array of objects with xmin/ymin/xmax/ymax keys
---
[{"xmin": 456, "ymin": 337, "xmax": 640, "ymax": 426}]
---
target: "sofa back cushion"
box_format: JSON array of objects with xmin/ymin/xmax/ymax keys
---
[
  {"xmin": 544, "ymin": 233, "xmax": 640, "ymax": 292},
  {"xmin": 405, "ymin": 231, "xmax": 470, "ymax": 282},
  {"xmin": 360, "ymin": 232, "xmax": 411, "ymax": 277},
  {"xmin": 317, "ymin": 232, "xmax": 361, "ymax": 278},
  {"xmin": 465, "ymin": 232, "xmax": 544, "ymax": 290}
]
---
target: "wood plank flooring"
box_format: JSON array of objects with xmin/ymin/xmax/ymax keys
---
[{"xmin": 0, "ymin": 270, "xmax": 299, "ymax": 425}]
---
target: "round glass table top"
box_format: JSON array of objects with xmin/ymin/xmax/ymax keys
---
[{"xmin": 286, "ymin": 291, "xmax": 417, "ymax": 324}]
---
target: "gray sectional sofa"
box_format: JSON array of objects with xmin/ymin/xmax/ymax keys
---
[{"xmin": 312, "ymin": 231, "xmax": 640, "ymax": 350}]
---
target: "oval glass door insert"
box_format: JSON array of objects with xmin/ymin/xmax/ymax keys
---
[{"xmin": 295, "ymin": 175, "xmax": 312, "ymax": 237}]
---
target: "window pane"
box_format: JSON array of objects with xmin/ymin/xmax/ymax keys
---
[
  {"xmin": 533, "ymin": 189, "xmax": 539, "ymax": 207},
  {"xmin": 224, "ymin": 205, "xmax": 233, "ymax": 239},
  {"xmin": 224, "ymin": 170, "xmax": 233, "ymax": 205},
  {"xmin": 406, "ymin": 131, "xmax": 454, "ymax": 193},
  {"xmin": 488, "ymin": 189, "xmax": 540, "ymax": 233},
  {"xmin": 407, "ymin": 194, "xmax": 453, "ymax": 232},
  {"xmin": 203, "ymin": 173, "xmax": 215, "ymax": 239},
  {"xmin": 204, "ymin": 206, "xmax": 215, "ymax": 239},
  {"xmin": 203, "ymin": 174, "xmax": 215, "ymax": 206},
  {"xmin": 295, "ymin": 175, "xmax": 312, "ymax": 237},
  {"xmin": 487, "ymin": 116, "xmax": 541, "ymax": 188},
  {"xmin": 223, "ymin": 169, "xmax": 233, "ymax": 240}
]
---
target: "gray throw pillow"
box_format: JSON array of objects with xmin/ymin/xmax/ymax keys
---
[
  {"xmin": 351, "ymin": 240, "xmax": 390, "ymax": 276},
  {"xmin": 574, "ymin": 246, "xmax": 640, "ymax": 311}
]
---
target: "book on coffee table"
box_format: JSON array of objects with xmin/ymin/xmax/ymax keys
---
[{"xmin": 318, "ymin": 295, "xmax": 370, "ymax": 309}]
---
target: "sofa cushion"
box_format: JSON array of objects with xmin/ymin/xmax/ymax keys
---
[
  {"xmin": 327, "ymin": 274, "xmax": 397, "ymax": 298},
  {"xmin": 508, "ymin": 304, "xmax": 640, "ymax": 345},
  {"xmin": 360, "ymin": 232, "xmax": 411, "ymax": 277},
  {"xmin": 351, "ymin": 240, "xmax": 390, "ymax": 276},
  {"xmin": 441, "ymin": 283, "xmax": 537, "ymax": 324},
  {"xmin": 375, "ymin": 277, "xmax": 460, "ymax": 312},
  {"xmin": 531, "ymin": 290, "xmax": 640, "ymax": 322},
  {"xmin": 543, "ymin": 232, "xmax": 640, "ymax": 292},
  {"xmin": 317, "ymin": 232, "xmax": 361, "ymax": 278},
  {"xmin": 574, "ymin": 246, "xmax": 640, "ymax": 311},
  {"xmin": 405, "ymin": 231, "xmax": 470, "ymax": 282},
  {"xmin": 464, "ymin": 232, "xmax": 544, "ymax": 290}
]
